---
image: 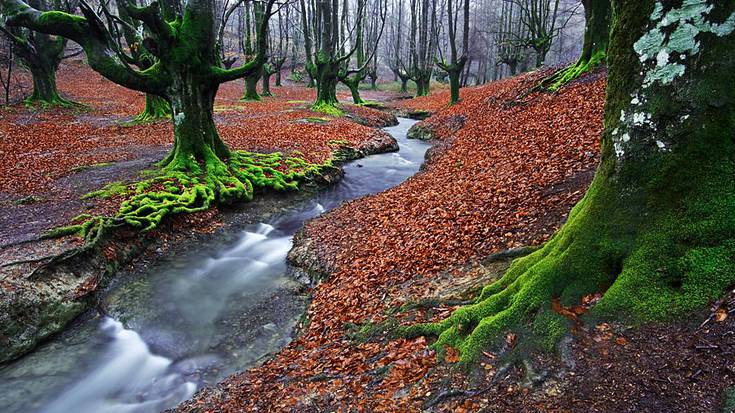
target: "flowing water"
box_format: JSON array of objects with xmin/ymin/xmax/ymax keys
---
[{"xmin": 0, "ymin": 118, "xmax": 429, "ymax": 413}]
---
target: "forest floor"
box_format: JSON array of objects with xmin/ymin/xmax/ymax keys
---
[
  {"xmin": 2, "ymin": 62, "xmax": 733, "ymax": 412},
  {"xmin": 176, "ymin": 69, "xmax": 735, "ymax": 412}
]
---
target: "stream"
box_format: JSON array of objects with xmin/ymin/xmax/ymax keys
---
[{"xmin": 0, "ymin": 118, "xmax": 429, "ymax": 413}]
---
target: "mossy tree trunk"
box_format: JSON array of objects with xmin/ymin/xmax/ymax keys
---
[
  {"xmin": 438, "ymin": 59, "xmax": 466, "ymax": 104},
  {"xmin": 261, "ymin": 71, "xmax": 272, "ymax": 96},
  {"xmin": 407, "ymin": 0, "xmax": 735, "ymax": 365},
  {"xmin": 135, "ymin": 93, "xmax": 171, "ymax": 122},
  {"xmin": 544, "ymin": 0, "xmax": 611, "ymax": 91},
  {"xmin": 415, "ymin": 73, "xmax": 431, "ymax": 96},
  {"xmin": 437, "ymin": 0, "xmax": 469, "ymax": 104},
  {"xmin": 399, "ymin": 76, "xmax": 409, "ymax": 93},
  {"xmin": 27, "ymin": 62, "xmax": 64, "ymax": 104},
  {"xmin": 243, "ymin": 69, "xmax": 261, "ymax": 101},
  {"xmin": 314, "ymin": 57, "xmax": 340, "ymax": 108},
  {"xmin": 2, "ymin": 20, "xmax": 73, "ymax": 106},
  {"xmin": 161, "ymin": 77, "xmax": 229, "ymax": 171},
  {"xmin": 342, "ymin": 75, "xmax": 364, "ymax": 104}
]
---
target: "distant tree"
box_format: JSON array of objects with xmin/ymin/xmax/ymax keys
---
[
  {"xmin": 436, "ymin": 0, "xmax": 469, "ymax": 103},
  {"xmin": 115, "ymin": 0, "xmax": 171, "ymax": 121},
  {"xmin": 0, "ymin": 0, "xmax": 79, "ymax": 106},
  {"xmin": 338, "ymin": 0, "xmax": 387, "ymax": 104},
  {"xmin": 542, "ymin": 0, "xmax": 611, "ymax": 90},
  {"xmin": 495, "ymin": 0, "xmax": 527, "ymax": 75},
  {"xmin": 0, "ymin": 34, "xmax": 15, "ymax": 103},
  {"xmin": 241, "ymin": 0, "xmax": 267, "ymax": 101},
  {"xmin": 405, "ymin": 0, "xmax": 438, "ymax": 96},
  {"xmin": 386, "ymin": 0, "xmax": 411, "ymax": 93}
]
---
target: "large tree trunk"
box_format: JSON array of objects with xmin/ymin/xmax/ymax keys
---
[
  {"xmin": 543, "ymin": 0, "xmax": 611, "ymax": 90},
  {"xmin": 345, "ymin": 78, "xmax": 364, "ymax": 104},
  {"xmin": 400, "ymin": 77, "xmax": 408, "ymax": 93},
  {"xmin": 135, "ymin": 94, "xmax": 172, "ymax": 122},
  {"xmin": 580, "ymin": 0, "xmax": 612, "ymax": 62},
  {"xmin": 160, "ymin": 76, "xmax": 229, "ymax": 171},
  {"xmin": 243, "ymin": 71, "xmax": 261, "ymax": 100},
  {"xmin": 314, "ymin": 59, "xmax": 340, "ymax": 109},
  {"xmin": 27, "ymin": 63, "xmax": 65, "ymax": 105},
  {"xmin": 407, "ymin": 0, "xmax": 735, "ymax": 365},
  {"xmin": 415, "ymin": 74, "xmax": 430, "ymax": 97},
  {"xmin": 448, "ymin": 68, "xmax": 460, "ymax": 104}
]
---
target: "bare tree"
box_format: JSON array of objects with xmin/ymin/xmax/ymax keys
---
[{"xmin": 435, "ymin": 0, "xmax": 468, "ymax": 103}]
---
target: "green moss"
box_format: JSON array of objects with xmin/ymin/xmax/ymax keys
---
[
  {"xmin": 132, "ymin": 95, "xmax": 171, "ymax": 123},
  {"xmin": 311, "ymin": 102, "xmax": 343, "ymax": 116},
  {"xmin": 545, "ymin": 50, "xmax": 606, "ymax": 92},
  {"xmin": 358, "ymin": 100, "xmax": 385, "ymax": 109},
  {"xmin": 37, "ymin": 11, "xmax": 85, "ymax": 27},
  {"xmin": 722, "ymin": 387, "xmax": 735, "ymax": 413},
  {"xmin": 82, "ymin": 181, "xmax": 129, "ymax": 199},
  {"xmin": 403, "ymin": 141, "xmax": 735, "ymax": 365},
  {"xmin": 45, "ymin": 150, "xmax": 335, "ymax": 242}
]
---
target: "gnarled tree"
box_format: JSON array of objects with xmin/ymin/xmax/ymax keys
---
[
  {"xmin": 405, "ymin": 0, "xmax": 438, "ymax": 96},
  {"xmin": 337, "ymin": 0, "xmax": 386, "ymax": 104},
  {"xmin": 0, "ymin": 0, "xmax": 79, "ymax": 106},
  {"xmin": 114, "ymin": 0, "xmax": 171, "ymax": 121},
  {"xmin": 407, "ymin": 0, "xmax": 735, "ymax": 365},
  {"xmin": 436, "ymin": 0, "xmax": 469, "ymax": 104},
  {"xmin": 2, "ymin": 0, "xmax": 279, "ymax": 225}
]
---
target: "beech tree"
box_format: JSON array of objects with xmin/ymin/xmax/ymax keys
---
[
  {"xmin": 0, "ymin": 0, "xmax": 79, "ymax": 106},
  {"xmin": 543, "ymin": 0, "xmax": 611, "ymax": 90},
  {"xmin": 2, "ymin": 0, "xmax": 276, "ymax": 191},
  {"xmin": 406, "ymin": 0, "xmax": 438, "ymax": 96},
  {"xmin": 115, "ymin": 0, "xmax": 171, "ymax": 121},
  {"xmin": 386, "ymin": 0, "xmax": 411, "ymax": 92},
  {"xmin": 436, "ymin": 0, "xmax": 469, "ymax": 103},
  {"xmin": 241, "ymin": 0, "xmax": 267, "ymax": 100},
  {"xmin": 407, "ymin": 0, "xmax": 735, "ymax": 365},
  {"xmin": 337, "ymin": 0, "xmax": 386, "ymax": 104}
]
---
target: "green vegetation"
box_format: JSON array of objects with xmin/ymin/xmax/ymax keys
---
[
  {"xmin": 46, "ymin": 151, "xmax": 337, "ymax": 243},
  {"xmin": 545, "ymin": 50, "xmax": 606, "ymax": 91},
  {"xmin": 311, "ymin": 101, "xmax": 344, "ymax": 116}
]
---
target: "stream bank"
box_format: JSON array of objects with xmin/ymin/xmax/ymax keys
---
[{"xmin": 0, "ymin": 118, "xmax": 429, "ymax": 413}]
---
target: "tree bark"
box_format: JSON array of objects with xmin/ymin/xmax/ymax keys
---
[
  {"xmin": 580, "ymin": 0, "xmax": 612, "ymax": 62},
  {"xmin": 243, "ymin": 70, "xmax": 261, "ymax": 100},
  {"xmin": 135, "ymin": 94, "xmax": 172, "ymax": 122},
  {"xmin": 262, "ymin": 69, "xmax": 273, "ymax": 96},
  {"xmin": 314, "ymin": 59, "xmax": 340, "ymax": 107},
  {"xmin": 162, "ymin": 75, "xmax": 229, "ymax": 170},
  {"xmin": 27, "ymin": 63, "xmax": 64, "ymax": 104}
]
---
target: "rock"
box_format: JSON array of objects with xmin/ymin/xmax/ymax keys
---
[{"xmin": 407, "ymin": 122, "xmax": 435, "ymax": 140}]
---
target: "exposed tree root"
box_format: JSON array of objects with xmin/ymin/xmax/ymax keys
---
[
  {"xmin": 539, "ymin": 51, "xmax": 606, "ymax": 93},
  {"xmin": 403, "ymin": 156, "xmax": 735, "ymax": 366},
  {"xmin": 43, "ymin": 150, "xmax": 334, "ymax": 252},
  {"xmin": 132, "ymin": 95, "xmax": 172, "ymax": 123},
  {"xmin": 24, "ymin": 95, "xmax": 81, "ymax": 108}
]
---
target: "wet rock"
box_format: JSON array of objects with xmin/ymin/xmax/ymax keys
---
[{"xmin": 407, "ymin": 122, "xmax": 435, "ymax": 140}]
